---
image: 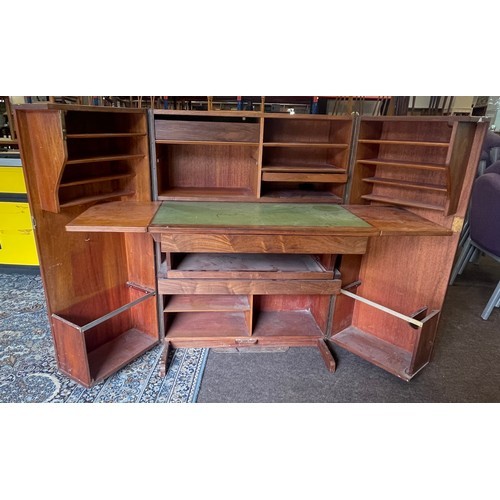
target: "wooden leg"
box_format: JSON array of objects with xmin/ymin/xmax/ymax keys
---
[
  {"xmin": 318, "ymin": 339, "xmax": 336, "ymax": 373},
  {"xmin": 159, "ymin": 340, "xmax": 171, "ymax": 377}
]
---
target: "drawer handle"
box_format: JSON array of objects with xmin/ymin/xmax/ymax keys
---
[{"xmin": 235, "ymin": 338, "xmax": 258, "ymax": 345}]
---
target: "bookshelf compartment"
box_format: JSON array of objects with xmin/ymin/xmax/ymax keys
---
[
  {"xmin": 263, "ymin": 116, "xmax": 352, "ymax": 145},
  {"xmin": 164, "ymin": 294, "xmax": 251, "ymax": 312},
  {"xmin": 165, "ymin": 311, "xmax": 251, "ymax": 339},
  {"xmin": 65, "ymin": 135, "xmax": 147, "ymax": 164},
  {"xmin": 64, "ymin": 110, "xmax": 146, "ymax": 135},
  {"xmin": 51, "ymin": 282, "xmax": 157, "ymax": 386},
  {"xmin": 358, "ymin": 118, "xmax": 453, "ymax": 144},
  {"xmin": 156, "ymin": 143, "xmax": 259, "ymax": 200}
]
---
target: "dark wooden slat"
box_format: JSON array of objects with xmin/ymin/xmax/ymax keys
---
[
  {"xmin": 164, "ymin": 295, "xmax": 251, "ymax": 312},
  {"xmin": 362, "ymin": 177, "xmax": 447, "ymax": 192},
  {"xmin": 66, "ymin": 153, "xmax": 144, "ymax": 164},
  {"xmin": 59, "ymin": 190, "xmax": 135, "ymax": 208},
  {"xmin": 317, "ymin": 339, "xmax": 336, "ymax": 372},
  {"xmin": 59, "ymin": 173, "xmax": 135, "ymax": 188},
  {"xmin": 361, "ymin": 194, "xmax": 444, "ymax": 212},
  {"xmin": 358, "ymin": 158, "xmax": 447, "ymax": 172},
  {"xmin": 358, "ymin": 139, "xmax": 449, "ymax": 147}
]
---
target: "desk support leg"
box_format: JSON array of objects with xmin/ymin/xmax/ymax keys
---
[
  {"xmin": 159, "ymin": 340, "xmax": 171, "ymax": 377},
  {"xmin": 318, "ymin": 339, "xmax": 336, "ymax": 373}
]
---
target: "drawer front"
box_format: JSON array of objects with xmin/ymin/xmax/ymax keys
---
[
  {"xmin": 158, "ymin": 278, "xmax": 341, "ymax": 295},
  {"xmin": 261, "ymin": 172, "xmax": 347, "ymax": 183},
  {"xmin": 0, "ymin": 202, "xmax": 39, "ymax": 265},
  {"xmin": 160, "ymin": 234, "xmax": 368, "ymax": 254}
]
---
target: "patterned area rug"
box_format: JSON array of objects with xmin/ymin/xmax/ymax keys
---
[{"xmin": 0, "ymin": 272, "xmax": 208, "ymax": 403}]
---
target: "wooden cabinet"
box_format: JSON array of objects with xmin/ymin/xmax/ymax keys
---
[
  {"xmin": 16, "ymin": 105, "xmax": 158, "ymax": 388},
  {"xmin": 16, "ymin": 105, "xmax": 488, "ymax": 386}
]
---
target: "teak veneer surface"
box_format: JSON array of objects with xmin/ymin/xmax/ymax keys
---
[{"xmin": 66, "ymin": 201, "xmax": 161, "ymax": 232}]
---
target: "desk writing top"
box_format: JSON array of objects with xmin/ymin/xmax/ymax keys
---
[
  {"xmin": 65, "ymin": 201, "xmax": 452, "ymax": 237},
  {"xmin": 149, "ymin": 202, "xmax": 375, "ymax": 235}
]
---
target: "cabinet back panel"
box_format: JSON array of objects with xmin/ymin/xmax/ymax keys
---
[
  {"xmin": 155, "ymin": 119, "xmax": 259, "ymax": 143},
  {"xmin": 157, "ymin": 144, "xmax": 258, "ymax": 192},
  {"xmin": 64, "ymin": 111, "xmax": 146, "ymax": 134},
  {"xmin": 378, "ymin": 144, "xmax": 448, "ymax": 164},
  {"xmin": 264, "ymin": 119, "xmax": 351, "ymax": 143},
  {"xmin": 380, "ymin": 121, "xmax": 453, "ymax": 143}
]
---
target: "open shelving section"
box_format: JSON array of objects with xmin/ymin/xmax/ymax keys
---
[
  {"xmin": 330, "ymin": 116, "xmax": 488, "ymax": 380},
  {"xmin": 15, "ymin": 105, "xmax": 150, "ymax": 214},
  {"xmin": 350, "ymin": 116, "xmax": 481, "ymax": 216},
  {"xmin": 153, "ymin": 110, "xmax": 262, "ymax": 202},
  {"xmin": 151, "ymin": 110, "xmax": 354, "ymax": 204},
  {"xmin": 260, "ymin": 114, "xmax": 353, "ymax": 203},
  {"xmin": 15, "ymin": 105, "xmax": 159, "ymax": 388}
]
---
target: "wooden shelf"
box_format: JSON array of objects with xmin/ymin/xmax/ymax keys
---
[
  {"xmin": 66, "ymin": 201, "xmax": 161, "ymax": 233},
  {"xmin": 66, "ymin": 154, "xmax": 145, "ymax": 165},
  {"xmin": 156, "ymin": 140, "xmax": 259, "ymax": 146},
  {"xmin": 262, "ymin": 165, "xmax": 346, "ymax": 173},
  {"xmin": 66, "ymin": 133, "xmax": 147, "ymax": 139},
  {"xmin": 357, "ymin": 158, "xmax": 448, "ymax": 172},
  {"xmin": 59, "ymin": 173, "xmax": 134, "ymax": 188},
  {"xmin": 164, "ymin": 295, "xmax": 251, "ymax": 312},
  {"xmin": 360, "ymin": 194, "xmax": 444, "ymax": 211},
  {"xmin": 59, "ymin": 189, "xmax": 135, "ymax": 208},
  {"xmin": 331, "ymin": 326, "xmax": 412, "ymax": 380},
  {"xmin": 262, "ymin": 172, "xmax": 347, "ymax": 183},
  {"xmin": 166, "ymin": 311, "xmax": 249, "ymax": 338},
  {"xmin": 158, "ymin": 187, "xmax": 255, "ymax": 201},
  {"xmin": 166, "ymin": 253, "xmax": 332, "ymax": 280},
  {"xmin": 253, "ymin": 310, "xmax": 323, "ymax": 338},
  {"xmin": 358, "ymin": 139, "xmax": 449, "ymax": 148},
  {"xmin": 362, "ymin": 177, "xmax": 447, "ymax": 193},
  {"xmin": 260, "ymin": 190, "xmax": 343, "ymax": 203},
  {"xmin": 264, "ymin": 142, "xmax": 348, "ymax": 148},
  {"xmin": 87, "ymin": 328, "xmax": 157, "ymax": 383}
]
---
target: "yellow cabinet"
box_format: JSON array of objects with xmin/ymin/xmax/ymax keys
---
[{"xmin": 0, "ymin": 156, "xmax": 39, "ymax": 267}]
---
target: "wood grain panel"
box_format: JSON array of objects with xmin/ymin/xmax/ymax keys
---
[
  {"xmin": 51, "ymin": 316, "xmax": 91, "ymax": 386},
  {"xmin": 15, "ymin": 109, "xmax": 66, "ymax": 212},
  {"xmin": 160, "ymin": 234, "xmax": 368, "ymax": 254},
  {"xmin": 155, "ymin": 119, "xmax": 260, "ymax": 143},
  {"xmin": 158, "ymin": 278, "xmax": 341, "ymax": 295}
]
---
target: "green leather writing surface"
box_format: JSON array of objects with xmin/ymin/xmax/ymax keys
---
[{"xmin": 152, "ymin": 202, "xmax": 371, "ymax": 228}]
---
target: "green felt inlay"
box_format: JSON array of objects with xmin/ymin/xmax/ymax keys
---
[{"xmin": 152, "ymin": 202, "xmax": 371, "ymax": 228}]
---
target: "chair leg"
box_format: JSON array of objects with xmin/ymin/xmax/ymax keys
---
[
  {"xmin": 481, "ymin": 281, "xmax": 500, "ymax": 320},
  {"xmin": 450, "ymin": 238, "xmax": 474, "ymax": 285}
]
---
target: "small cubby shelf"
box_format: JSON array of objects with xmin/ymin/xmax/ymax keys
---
[
  {"xmin": 351, "ymin": 116, "xmax": 478, "ymax": 215},
  {"xmin": 51, "ymin": 282, "xmax": 157, "ymax": 387}
]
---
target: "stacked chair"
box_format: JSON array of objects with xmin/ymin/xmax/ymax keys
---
[{"xmin": 450, "ymin": 158, "xmax": 500, "ymax": 319}]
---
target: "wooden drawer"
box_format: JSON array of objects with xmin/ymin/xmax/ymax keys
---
[
  {"xmin": 160, "ymin": 233, "xmax": 368, "ymax": 254},
  {"xmin": 158, "ymin": 278, "xmax": 341, "ymax": 295}
]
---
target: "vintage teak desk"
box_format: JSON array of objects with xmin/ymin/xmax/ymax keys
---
[{"xmin": 15, "ymin": 105, "xmax": 487, "ymax": 388}]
